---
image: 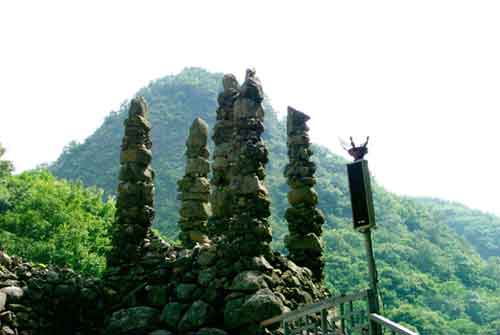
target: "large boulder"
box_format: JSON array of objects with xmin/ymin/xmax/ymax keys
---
[
  {"xmin": 149, "ymin": 331, "xmax": 174, "ymax": 335},
  {"xmin": 229, "ymin": 271, "xmax": 268, "ymax": 292},
  {"xmin": 0, "ymin": 287, "xmax": 23, "ymax": 304},
  {"xmin": 224, "ymin": 289, "xmax": 285, "ymax": 330},
  {"xmin": 196, "ymin": 328, "xmax": 229, "ymax": 335},
  {"xmin": 106, "ymin": 306, "xmax": 160, "ymax": 334},
  {"xmin": 161, "ymin": 302, "xmax": 186, "ymax": 330},
  {"xmin": 176, "ymin": 283, "xmax": 198, "ymax": 302},
  {"xmin": 178, "ymin": 300, "xmax": 215, "ymax": 332}
]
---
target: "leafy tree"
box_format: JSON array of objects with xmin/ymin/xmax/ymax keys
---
[
  {"xmin": 0, "ymin": 143, "xmax": 13, "ymax": 179},
  {"xmin": 0, "ymin": 170, "xmax": 114, "ymax": 275}
]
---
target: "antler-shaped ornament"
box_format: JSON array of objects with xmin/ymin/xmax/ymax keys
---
[{"xmin": 344, "ymin": 136, "xmax": 370, "ymax": 161}]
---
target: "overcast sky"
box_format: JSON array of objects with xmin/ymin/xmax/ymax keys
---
[{"xmin": 1, "ymin": 1, "xmax": 499, "ymax": 215}]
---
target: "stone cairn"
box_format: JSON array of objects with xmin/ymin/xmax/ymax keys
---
[
  {"xmin": 224, "ymin": 68, "xmax": 272, "ymax": 259},
  {"xmin": 284, "ymin": 106, "xmax": 326, "ymax": 282},
  {"xmin": 108, "ymin": 97, "xmax": 155, "ymax": 267},
  {"xmin": 177, "ymin": 118, "xmax": 212, "ymax": 247},
  {"xmin": 0, "ymin": 71, "xmax": 328, "ymax": 335},
  {"xmin": 209, "ymin": 74, "xmax": 239, "ymax": 237}
]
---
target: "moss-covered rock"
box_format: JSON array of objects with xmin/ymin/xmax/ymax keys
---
[
  {"xmin": 106, "ymin": 306, "xmax": 160, "ymax": 334},
  {"xmin": 178, "ymin": 300, "xmax": 215, "ymax": 332}
]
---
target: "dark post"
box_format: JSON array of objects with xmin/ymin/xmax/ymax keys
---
[{"xmin": 344, "ymin": 137, "xmax": 382, "ymax": 335}]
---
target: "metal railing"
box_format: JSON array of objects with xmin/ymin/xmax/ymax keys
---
[
  {"xmin": 260, "ymin": 289, "xmax": 418, "ymax": 335},
  {"xmin": 369, "ymin": 314, "xmax": 418, "ymax": 335}
]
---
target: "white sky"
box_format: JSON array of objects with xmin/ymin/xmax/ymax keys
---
[{"xmin": 1, "ymin": 1, "xmax": 499, "ymax": 215}]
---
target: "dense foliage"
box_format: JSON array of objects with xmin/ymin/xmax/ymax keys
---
[
  {"xmin": 49, "ymin": 68, "xmax": 500, "ymax": 334},
  {"xmin": 0, "ymin": 166, "xmax": 114, "ymax": 276},
  {"xmin": 414, "ymin": 197, "xmax": 500, "ymax": 259},
  {"xmin": 0, "ymin": 144, "xmax": 13, "ymax": 179}
]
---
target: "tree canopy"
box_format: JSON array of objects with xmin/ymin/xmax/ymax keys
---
[{"xmin": 0, "ymin": 169, "xmax": 114, "ymax": 276}]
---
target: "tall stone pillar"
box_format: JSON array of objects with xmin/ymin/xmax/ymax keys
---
[
  {"xmin": 108, "ymin": 97, "xmax": 155, "ymax": 267},
  {"xmin": 209, "ymin": 74, "xmax": 239, "ymax": 237},
  {"xmin": 284, "ymin": 106, "xmax": 325, "ymax": 282},
  {"xmin": 177, "ymin": 118, "xmax": 211, "ymax": 247},
  {"xmin": 225, "ymin": 69, "xmax": 272, "ymax": 259}
]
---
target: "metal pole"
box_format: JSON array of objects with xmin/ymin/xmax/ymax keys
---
[
  {"xmin": 364, "ymin": 228, "xmax": 382, "ymax": 335},
  {"xmin": 363, "ymin": 229, "xmax": 379, "ymax": 301}
]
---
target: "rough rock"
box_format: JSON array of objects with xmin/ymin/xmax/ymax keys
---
[
  {"xmin": 106, "ymin": 306, "xmax": 160, "ymax": 334},
  {"xmin": 196, "ymin": 328, "xmax": 229, "ymax": 335},
  {"xmin": 161, "ymin": 302, "xmax": 186, "ymax": 330},
  {"xmin": 0, "ymin": 286, "xmax": 23, "ymax": 303},
  {"xmin": 229, "ymin": 271, "xmax": 268, "ymax": 292},
  {"xmin": 178, "ymin": 300, "xmax": 215, "ymax": 332},
  {"xmin": 149, "ymin": 330, "xmax": 174, "ymax": 335}
]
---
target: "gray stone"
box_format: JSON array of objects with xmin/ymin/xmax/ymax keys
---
[
  {"xmin": 230, "ymin": 271, "xmax": 268, "ymax": 292},
  {"xmin": 196, "ymin": 328, "xmax": 229, "ymax": 335},
  {"xmin": 197, "ymin": 246, "xmax": 217, "ymax": 266},
  {"xmin": 176, "ymin": 283, "xmax": 198, "ymax": 302},
  {"xmin": 198, "ymin": 267, "xmax": 217, "ymax": 287},
  {"xmin": 180, "ymin": 201, "xmax": 212, "ymax": 219},
  {"xmin": 1, "ymin": 326, "xmax": 15, "ymax": 335},
  {"xmin": 286, "ymin": 106, "xmax": 310, "ymax": 135},
  {"xmin": 249, "ymin": 256, "xmax": 274, "ymax": 273},
  {"xmin": 222, "ymin": 73, "xmax": 239, "ymax": 91},
  {"xmin": 186, "ymin": 158, "xmax": 210, "ymax": 175},
  {"xmin": 149, "ymin": 330, "xmax": 174, "ymax": 335},
  {"xmin": 187, "ymin": 118, "xmax": 209, "ymax": 149},
  {"xmin": 241, "ymin": 289, "xmax": 286, "ymax": 325},
  {"xmin": 234, "ymin": 175, "xmax": 268, "ymax": 195},
  {"xmin": 0, "ymin": 292, "xmax": 6, "ymax": 311},
  {"xmin": 0, "ymin": 252, "xmax": 12, "ymax": 267},
  {"xmin": 224, "ymin": 288, "xmax": 284, "ymax": 329},
  {"xmin": 161, "ymin": 302, "xmax": 186, "ymax": 330},
  {"xmin": 147, "ymin": 285, "xmax": 168, "ymax": 307},
  {"xmin": 287, "ymin": 187, "xmax": 318, "ymax": 206},
  {"xmin": 223, "ymin": 296, "xmax": 247, "ymax": 329},
  {"xmin": 178, "ymin": 300, "xmax": 215, "ymax": 332},
  {"xmin": 285, "ymin": 233, "xmax": 323, "ymax": 252},
  {"xmin": 129, "ymin": 96, "xmax": 148, "ymax": 117},
  {"xmin": 0, "ymin": 280, "xmax": 19, "ymax": 288},
  {"xmin": 106, "ymin": 306, "xmax": 160, "ymax": 334},
  {"xmin": 234, "ymin": 98, "xmax": 264, "ymax": 120},
  {"xmin": 0, "ymin": 286, "xmax": 23, "ymax": 303}
]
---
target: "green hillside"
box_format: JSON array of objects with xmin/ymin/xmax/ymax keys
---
[{"xmin": 50, "ymin": 68, "xmax": 500, "ymax": 334}]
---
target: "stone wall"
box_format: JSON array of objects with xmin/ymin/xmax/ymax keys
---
[{"xmin": 0, "ymin": 251, "xmax": 106, "ymax": 335}]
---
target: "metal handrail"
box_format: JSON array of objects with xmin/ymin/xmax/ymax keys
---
[
  {"xmin": 260, "ymin": 290, "xmax": 419, "ymax": 335},
  {"xmin": 369, "ymin": 314, "xmax": 418, "ymax": 335},
  {"xmin": 260, "ymin": 290, "xmax": 368, "ymax": 327}
]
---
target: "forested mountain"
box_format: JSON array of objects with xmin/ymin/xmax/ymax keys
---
[{"xmin": 50, "ymin": 68, "xmax": 500, "ymax": 334}]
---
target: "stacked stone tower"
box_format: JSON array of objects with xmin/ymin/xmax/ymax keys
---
[
  {"xmin": 108, "ymin": 96, "xmax": 155, "ymax": 267},
  {"xmin": 209, "ymin": 74, "xmax": 239, "ymax": 237},
  {"xmin": 284, "ymin": 106, "xmax": 326, "ymax": 282},
  {"xmin": 225, "ymin": 68, "xmax": 272, "ymax": 259},
  {"xmin": 177, "ymin": 118, "xmax": 212, "ymax": 247}
]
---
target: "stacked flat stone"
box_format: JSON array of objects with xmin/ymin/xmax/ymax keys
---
[
  {"xmin": 225, "ymin": 69, "xmax": 272, "ymax": 259},
  {"xmin": 178, "ymin": 118, "xmax": 212, "ymax": 247},
  {"xmin": 108, "ymin": 97, "xmax": 155, "ymax": 267},
  {"xmin": 284, "ymin": 106, "xmax": 326, "ymax": 282},
  {"xmin": 209, "ymin": 74, "xmax": 239, "ymax": 237}
]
